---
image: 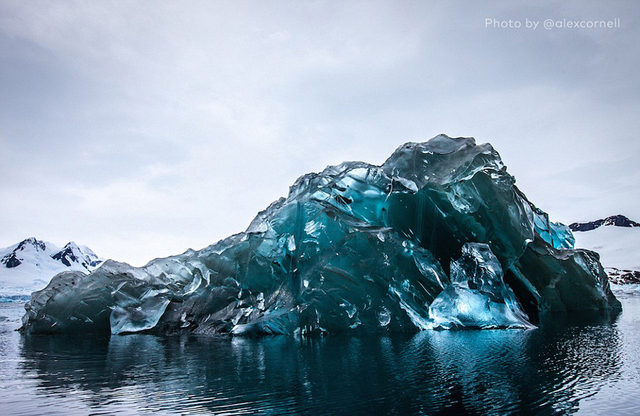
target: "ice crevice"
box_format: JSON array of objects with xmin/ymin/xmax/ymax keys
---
[{"xmin": 20, "ymin": 135, "xmax": 621, "ymax": 336}]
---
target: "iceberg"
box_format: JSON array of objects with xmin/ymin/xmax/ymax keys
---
[{"xmin": 20, "ymin": 135, "xmax": 621, "ymax": 336}]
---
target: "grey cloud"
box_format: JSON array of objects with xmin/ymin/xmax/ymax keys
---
[{"xmin": 0, "ymin": 0, "xmax": 638, "ymax": 265}]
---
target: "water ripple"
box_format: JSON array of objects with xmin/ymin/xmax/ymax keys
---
[{"xmin": 0, "ymin": 297, "xmax": 636, "ymax": 415}]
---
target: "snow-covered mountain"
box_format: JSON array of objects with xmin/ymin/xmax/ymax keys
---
[
  {"xmin": 0, "ymin": 237, "xmax": 104, "ymax": 299},
  {"xmin": 571, "ymin": 215, "xmax": 640, "ymax": 284},
  {"xmin": 569, "ymin": 214, "xmax": 640, "ymax": 232}
]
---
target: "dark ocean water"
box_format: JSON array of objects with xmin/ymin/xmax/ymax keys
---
[{"xmin": 1, "ymin": 286, "xmax": 639, "ymax": 415}]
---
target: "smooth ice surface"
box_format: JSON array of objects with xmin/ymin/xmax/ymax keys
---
[{"xmin": 20, "ymin": 135, "xmax": 621, "ymax": 336}]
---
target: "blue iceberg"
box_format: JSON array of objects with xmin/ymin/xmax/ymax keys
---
[{"xmin": 21, "ymin": 135, "xmax": 620, "ymax": 336}]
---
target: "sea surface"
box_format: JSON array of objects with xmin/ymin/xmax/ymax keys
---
[{"xmin": 1, "ymin": 286, "xmax": 639, "ymax": 415}]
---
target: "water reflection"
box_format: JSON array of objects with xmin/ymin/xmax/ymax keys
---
[{"xmin": 18, "ymin": 312, "xmax": 622, "ymax": 415}]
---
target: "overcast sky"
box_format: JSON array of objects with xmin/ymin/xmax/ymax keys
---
[{"xmin": 1, "ymin": 0, "xmax": 638, "ymax": 266}]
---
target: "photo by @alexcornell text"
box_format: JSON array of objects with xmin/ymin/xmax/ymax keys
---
[{"xmin": 485, "ymin": 18, "xmax": 621, "ymax": 31}]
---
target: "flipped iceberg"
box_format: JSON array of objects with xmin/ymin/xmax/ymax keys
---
[{"xmin": 20, "ymin": 135, "xmax": 621, "ymax": 336}]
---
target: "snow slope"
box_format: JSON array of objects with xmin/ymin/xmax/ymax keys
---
[
  {"xmin": 573, "ymin": 224, "xmax": 640, "ymax": 284},
  {"xmin": 0, "ymin": 238, "xmax": 103, "ymax": 299},
  {"xmin": 573, "ymin": 226, "xmax": 640, "ymax": 271}
]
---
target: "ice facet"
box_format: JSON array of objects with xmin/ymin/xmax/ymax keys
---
[
  {"xmin": 428, "ymin": 243, "xmax": 534, "ymax": 329},
  {"xmin": 20, "ymin": 135, "xmax": 621, "ymax": 336},
  {"xmin": 533, "ymin": 207, "xmax": 575, "ymax": 250}
]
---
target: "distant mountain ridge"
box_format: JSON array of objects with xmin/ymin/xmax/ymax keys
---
[
  {"xmin": 569, "ymin": 214, "xmax": 640, "ymax": 232},
  {"xmin": 50, "ymin": 241, "xmax": 103, "ymax": 269},
  {"xmin": 1, "ymin": 237, "xmax": 102, "ymax": 272},
  {"xmin": 0, "ymin": 237, "xmax": 104, "ymax": 299}
]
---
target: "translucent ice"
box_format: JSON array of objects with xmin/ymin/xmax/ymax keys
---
[
  {"xmin": 533, "ymin": 207, "xmax": 575, "ymax": 250},
  {"xmin": 20, "ymin": 135, "xmax": 621, "ymax": 336},
  {"xmin": 428, "ymin": 243, "xmax": 534, "ymax": 329}
]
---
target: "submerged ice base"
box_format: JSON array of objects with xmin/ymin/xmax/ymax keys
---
[{"xmin": 21, "ymin": 135, "xmax": 621, "ymax": 336}]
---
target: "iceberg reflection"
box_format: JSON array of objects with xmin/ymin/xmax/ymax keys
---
[{"xmin": 17, "ymin": 312, "xmax": 622, "ymax": 415}]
